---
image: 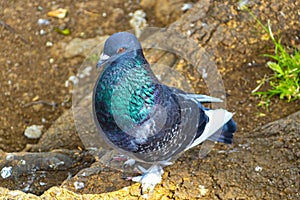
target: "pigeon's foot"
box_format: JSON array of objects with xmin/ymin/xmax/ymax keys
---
[
  {"xmin": 131, "ymin": 164, "xmax": 164, "ymax": 193},
  {"xmin": 129, "ymin": 162, "xmax": 172, "ymax": 193}
]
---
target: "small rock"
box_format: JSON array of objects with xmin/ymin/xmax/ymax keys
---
[
  {"xmin": 140, "ymin": 0, "xmax": 156, "ymax": 8},
  {"xmin": 199, "ymin": 185, "xmax": 208, "ymax": 196},
  {"xmin": 32, "ymin": 95, "xmax": 40, "ymax": 101},
  {"xmin": 129, "ymin": 10, "xmax": 148, "ymax": 38},
  {"xmin": 65, "ymin": 75, "xmax": 79, "ymax": 87},
  {"xmin": 181, "ymin": 3, "xmax": 193, "ymax": 12},
  {"xmin": 74, "ymin": 181, "xmax": 85, "ymax": 190},
  {"xmin": 1, "ymin": 166, "xmax": 12, "ymax": 179},
  {"xmin": 6, "ymin": 153, "xmax": 14, "ymax": 161},
  {"xmin": 46, "ymin": 41, "xmax": 53, "ymax": 47},
  {"xmin": 24, "ymin": 125, "xmax": 43, "ymax": 139},
  {"xmin": 37, "ymin": 6, "xmax": 44, "ymax": 11},
  {"xmin": 39, "ymin": 182, "xmax": 47, "ymax": 186},
  {"xmin": 32, "ymin": 104, "xmax": 43, "ymax": 112},
  {"xmin": 255, "ymin": 166, "xmax": 263, "ymax": 172},
  {"xmin": 39, "ymin": 29, "xmax": 46, "ymax": 35},
  {"xmin": 37, "ymin": 19, "xmax": 50, "ymax": 25}
]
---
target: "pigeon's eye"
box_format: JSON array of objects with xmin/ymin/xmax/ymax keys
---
[{"xmin": 117, "ymin": 47, "xmax": 125, "ymax": 54}]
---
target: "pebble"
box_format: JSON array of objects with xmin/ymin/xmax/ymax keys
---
[
  {"xmin": 74, "ymin": 181, "xmax": 85, "ymax": 190},
  {"xmin": 65, "ymin": 75, "xmax": 79, "ymax": 87},
  {"xmin": 39, "ymin": 182, "xmax": 47, "ymax": 186},
  {"xmin": 32, "ymin": 104, "xmax": 43, "ymax": 112},
  {"xmin": 6, "ymin": 154, "xmax": 14, "ymax": 161},
  {"xmin": 198, "ymin": 185, "xmax": 208, "ymax": 196},
  {"xmin": 129, "ymin": 10, "xmax": 148, "ymax": 38},
  {"xmin": 181, "ymin": 3, "xmax": 193, "ymax": 11},
  {"xmin": 46, "ymin": 41, "xmax": 53, "ymax": 47},
  {"xmin": 40, "ymin": 29, "xmax": 46, "ymax": 35},
  {"xmin": 1, "ymin": 166, "xmax": 12, "ymax": 179},
  {"xmin": 24, "ymin": 125, "xmax": 44, "ymax": 139},
  {"xmin": 140, "ymin": 0, "xmax": 156, "ymax": 8},
  {"xmin": 37, "ymin": 6, "xmax": 44, "ymax": 11},
  {"xmin": 255, "ymin": 166, "xmax": 263, "ymax": 172},
  {"xmin": 37, "ymin": 19, "xmax": 50, "ymax": 25}
]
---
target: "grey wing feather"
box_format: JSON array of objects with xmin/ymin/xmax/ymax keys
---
[
  {"xmin": 169, "ymin": 87, "xmax": 223, "ymax": 103},
  {"xmin": 183, "ymin": 94, "xmax": 223, "ymax": 103}
]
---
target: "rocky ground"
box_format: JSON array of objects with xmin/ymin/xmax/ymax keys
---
[{"xmin": 0, "ymin": 0, "xmax": 299, "ymax": 199}]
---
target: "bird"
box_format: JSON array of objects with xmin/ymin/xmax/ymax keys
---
[{"xmin": 92, "ymin": 32, "xmax": 237, "ymax": 192}]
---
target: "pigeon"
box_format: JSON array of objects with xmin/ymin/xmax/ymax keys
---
[{"xmin": 93, "ymin": 32, "xmax": 237, "ymax": 192}]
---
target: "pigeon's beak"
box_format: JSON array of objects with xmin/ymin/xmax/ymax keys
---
[{"xmin": 96, "ymin": 53, "xmax": 110, "ymax": 68}]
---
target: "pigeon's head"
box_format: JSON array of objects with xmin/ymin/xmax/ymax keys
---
[{"xmin": 97, "ymin": 32, "xmax": 142, "ymax": 67}]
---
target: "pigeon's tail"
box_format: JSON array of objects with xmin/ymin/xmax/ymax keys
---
[
  {"xmin": 187, "ymin": 106, "xmax": 237, "ymax": 150},
  {"xmin": 208, "ymin": 118, "xmax": 237, "ymax": 144},
  {"xmin": 181, "ymin": 93, "xmax": 237, "ymax": 144}
]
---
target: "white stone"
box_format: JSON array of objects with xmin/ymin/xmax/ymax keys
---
[
  {"xmin": 129, "ymin": 10, "xmax": 148, "ymax": 38},
  {"xmin": 74, "ymin": 181, "xmax": 85, "ymax": 190},
  {"xmin": 199, "ymin": 185, "xmax": 208, "ymax": 196},
  {"xmin": 1, "ymin": 166, "xmax": 12, "ymax": 179},
  {"xmin": 255, "ymin": 166, "xmax": 263, "ymax": 172},
  {"xmin": 24, "ymin": 125, "xmax": 43, "ymax": 139}
]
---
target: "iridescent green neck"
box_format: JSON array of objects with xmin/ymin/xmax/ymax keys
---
[{"xmin": 95, "ymin": 50, "xmax": 159, "ymax": 128}]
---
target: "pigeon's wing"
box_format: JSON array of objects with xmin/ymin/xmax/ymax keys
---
[
  {"xmin": 158, "ymin": 86, "xmax": 203, "ymax": 161},
  {"xmin": 169, "ymin": 86, "xmax": 236, "ymax": 150},
  {"xmin": 120, "ymin": 84, "xmax": 201, "ymax": 163}
]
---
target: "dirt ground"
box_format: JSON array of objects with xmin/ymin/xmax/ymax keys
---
[
  {"xmin": 0, "ymin": 0, "xmax": 299, "ymax": 199},
  {"xmin": 0, "ymin": 0, "xmax": 202, "ymax": 152}
]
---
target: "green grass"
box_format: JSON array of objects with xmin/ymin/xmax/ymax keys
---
[{"xmin": 241, "ymin": 5, "xmax": 300, "ymax": 109}]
